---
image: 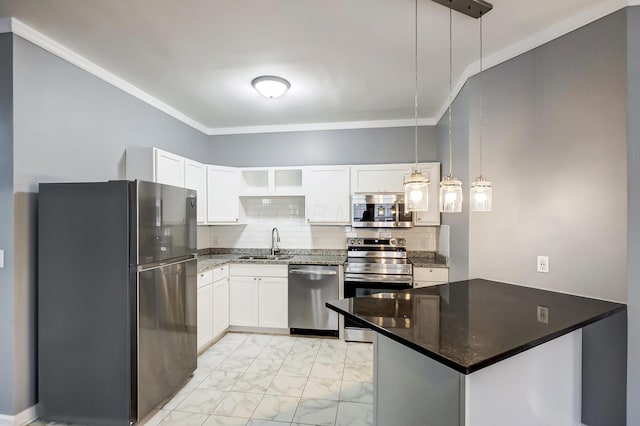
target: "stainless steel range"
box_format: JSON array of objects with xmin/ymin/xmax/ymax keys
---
[{"xmin": 343, "ymin": 237, "xmax": 413, "ymax": 342}]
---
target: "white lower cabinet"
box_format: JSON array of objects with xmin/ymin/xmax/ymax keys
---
[
  {"xmin": 229, "ymin": 277, "xmax": 260, "ymax": 326},
  {"xmin": 229, "ymin": 264, "xmax": 288, "ymax": 329},
  {"xmin": 197, "ymin": 284, "xmax": 213, "ymax": 351},
  {"xmin": 197, "ymin": 265, "xmax": 229, "ymax": 351},
  {"xmin": 413, "ymin": 267, "xmax": 449, "ymax": 288},
  {"xmin": 212, "ymin": 278, "xmax": 230, "ymax": 336},
  {"xmin": 258, "ymin": 277, "xmax": 288, "ymax": 328}
]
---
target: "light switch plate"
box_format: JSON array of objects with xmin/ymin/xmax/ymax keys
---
[{"xmin": 0, "ymin": 250, "xmax": 4, "ymax": 268}]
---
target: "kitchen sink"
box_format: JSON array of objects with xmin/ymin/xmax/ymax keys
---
[{"xmin": 237, "ymin": 255, "xmax": 294, "ymax": 260}]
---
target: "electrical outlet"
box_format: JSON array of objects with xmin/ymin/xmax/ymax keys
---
[
  {"xmin": 537, "ymin": 256, "xmax": 549, "ymax": 273},
  {"xmin": 537, "ymin": 306, "xmax": 550, "ymax": 324}
]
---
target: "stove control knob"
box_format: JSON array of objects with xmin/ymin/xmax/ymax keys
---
[
  {"xmin": 398, "ymin": 238, "xmax": 406, "ymax": 246},
  {"xmin": 349, "ymin": 239, "xmax": 356, "ymax": 245},
  {"xmin": 389, "ymin": 238, "xmax": 397, "ymax": 246},
  {"xmin": 357, "ymin": 239, "xmax": 363, "ymax": 245}
]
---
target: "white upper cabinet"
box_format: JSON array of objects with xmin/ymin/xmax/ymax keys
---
[
  {"xmin": 413, "ymin": 162, "xmax": 441, "ymax": 226},
  {"xmin": 154, "ymin": 149, "xmax": 185, "ymax": 187},
  {"xmin": 127, "ymin": 147, "xmax": 442, "ymax": 227},
  {"xmin": 305, "ymin": 166, "xmax": 351, "ymax": 225},
  {"xmin": 350, "ymin": 164, "xmax": 413, "ymax": 193},
  {"xmin": 207, "ymin": 165, "xmax": 242, "ymax": 224},
  {"xmin": 240, "ymin": 167, "xmax": 304, "ymax": 196},
  {"xmin": 184, "ymin": 160, "xmax": 207, "ymax": 224},
  {"xmin": 126, "ymin": 147, "xmax": 185, "ymax": 187}
]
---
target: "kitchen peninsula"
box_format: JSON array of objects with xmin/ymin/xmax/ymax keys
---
[{"xmin": 327, "ymin": 279, "xmax": 627, "ymax": 426}]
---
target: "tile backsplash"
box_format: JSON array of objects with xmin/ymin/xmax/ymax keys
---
[
  {"xmin": 199, "ymin": 222, "xmax": 438, "ymax": 251},
  {"xmin": 197, "ymin": 196, "xmax": 439, "ymax": 251}
]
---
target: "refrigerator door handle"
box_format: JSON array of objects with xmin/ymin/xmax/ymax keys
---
[{"xmin": 137, "ymin": 254, "xmax": 196, "ymax": 272}]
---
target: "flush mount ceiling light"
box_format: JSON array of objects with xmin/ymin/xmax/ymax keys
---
[
  {"xmin": 404, "ymin": 0, "xmax": 430, "ymax": 213},
  {"xmin": 470, "ymin": 14, "xmax": 493, "ymax": 212},
  {"xmin": 251, "ymin": 75, "xmax": 291, "ymax": 99}
]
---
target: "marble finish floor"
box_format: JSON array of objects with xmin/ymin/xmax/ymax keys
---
[{"xmin": 31, "ymin": 333, "xmax": 374, "ymax": 426}]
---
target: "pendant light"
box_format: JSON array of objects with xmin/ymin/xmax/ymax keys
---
[
  {"xmin": 439, "ymin": 6, "xmax": 463, "ymax": 213},
  {"xmin": 404, "ymin": 0, "xmax": 430, "ymax": 212},
  {"xmin": 470, "ymin": 15, "xmax": 492, "ymax": 212}
]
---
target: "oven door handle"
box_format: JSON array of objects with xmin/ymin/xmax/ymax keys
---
[{"xmin": 344, "ymin": 273, "xmax": 413, "ymax": 284}]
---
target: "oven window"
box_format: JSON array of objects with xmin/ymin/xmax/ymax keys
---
[
  {"xmin": 344, "ymin": 281, "xmax": 412, "ymax": 298},
  {"xmin": 356, "ymin": 287, "xmax": 390, "ymax": 297}
]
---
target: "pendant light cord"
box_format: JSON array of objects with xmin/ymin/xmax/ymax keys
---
[
  {"xmin": 414, "ymin": 0, "xmax": 419, "ymax": 172},
  {"xmin": 479, "ymin": 15, "xmax": 483, "ymax": 178},
  {"xmin": 447, "ymin": 6, "xmax": 453, "ymax": 177}
]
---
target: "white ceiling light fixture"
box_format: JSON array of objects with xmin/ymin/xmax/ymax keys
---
[
  {"xmin": 251, "ymin": 75, "xmax": 291, "ymax": 99},
  {"xmin": 404, "ymin": 0, "xmax": 430, "ymax": 213},
  {"xmin": 470, "ymin": 14, "xmax": 493, "ymax": 212}
]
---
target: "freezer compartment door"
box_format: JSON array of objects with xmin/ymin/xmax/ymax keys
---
[
  {"xmin": 133, "ymin": 257, "xmax": 197, "ymax": 421},
  {"xmin": 134, "ymin": 180, "xmax": 197, "ymax": 265}
]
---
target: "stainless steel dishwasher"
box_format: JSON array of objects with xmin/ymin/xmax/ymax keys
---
[{"xmin": 288, "ymin": 265, "xmax": 339, "ymax": 337}]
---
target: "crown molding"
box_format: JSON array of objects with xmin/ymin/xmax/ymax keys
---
[
  {"xmin": 433, "ymin": 0, "xmax": 629, "ymax": 124},
  {"xmin": 4, "ymin": 2, "xmax": 636, "ymax": 135},
  {"xmin": 0, "ymin": 17, "xmax": 11, "ymax": 33},
  {"xmin": 207, "ymin": 117, "xmax": 436, "ymax": 136},
  {"xmin": 9, "ymin": 18, "xmax": 210, "ymax": 134}
]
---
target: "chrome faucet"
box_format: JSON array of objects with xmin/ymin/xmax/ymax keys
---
[{"xmin": 271, "ymin": 227, "xmax": 281, "ymax": 256}]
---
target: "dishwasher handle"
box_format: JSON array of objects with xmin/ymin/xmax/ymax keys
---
[{"xmin": 289, "ymin": 269, "xmax": 337, "ymax": 276}]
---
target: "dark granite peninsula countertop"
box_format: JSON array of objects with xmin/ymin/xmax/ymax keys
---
[{"xmin": 327, "ymin": 279, "xmax": 626, "ymax": 374}]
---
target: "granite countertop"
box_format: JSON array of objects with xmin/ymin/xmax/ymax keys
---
[
  {"xmin": 197, "ymin": 253, "xmax": 347, "ymax": 272},
  {"xmin": 326, "ymin": 279, "xmax": 626, "ymax": 374},
  {"xmin": 197, "ymin": 249, "xmax": 448, "ymax": 272},
  {"xmin": 408, "ymin": 257, "xmax": 448, "ymax": 268}
]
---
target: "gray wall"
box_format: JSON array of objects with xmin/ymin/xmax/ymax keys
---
[
  {"xmin": 0, "ymin": 33, "xmax": 14, "ymax": 416},
  {"xmin": 627, "ymin": 6, "xmax": 640, "ymax": 424},
  {"xmin": 459, "ymin": 10, "xmax": 628, "ymax": 302},
  {"xmin": 209, "ymin": 126, "xmax": 439, "ymax": 167},
  {"xmin": 5, "ymin": 35, "xmax": 212, "ymax": 415}
]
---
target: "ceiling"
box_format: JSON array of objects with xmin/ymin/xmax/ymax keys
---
[{"xmin": 0, "ymin": 0, "xmax": 631, "ymax": 134}]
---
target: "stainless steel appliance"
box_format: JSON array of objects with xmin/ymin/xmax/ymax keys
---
[
  {"xmin": 38, "ymin": 180, "xmax": 197, "ymax": 425},
  {"xmin": 343, "ymin": 238, "xmax": 413, "ymax": 342},
  {"xmin": 288, "ymin": 265, "xmax": 340, "ymax": 337},
  {"xmin": 352, "ymin": 193, "xmax": 413, "ymax": 228}
]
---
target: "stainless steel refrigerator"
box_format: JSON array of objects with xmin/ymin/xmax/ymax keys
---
[{"xmin": 38, "ymin": 180, "xmax": 197, "ymax": 425}]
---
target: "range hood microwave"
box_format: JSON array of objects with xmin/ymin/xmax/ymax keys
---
[{"xmin": 351, "ymin": 194, "xmax": 413, "ymax": 228}]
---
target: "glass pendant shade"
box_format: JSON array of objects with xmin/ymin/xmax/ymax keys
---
[
  {"xmin": 470, "ymin": 176, "xmax": 492, "ymax": 212},
  {"xmin": 404, "ymin": 171, "xmax": 430, "ymax": 212},
  {"xmin": 439, "ymin": 175, "xmax": 463, "ymax": 213}
]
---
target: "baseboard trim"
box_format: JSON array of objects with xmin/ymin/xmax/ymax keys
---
[{"xmin": 0, "ymin": 404, "xmax": 39, "ymax": 426}]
